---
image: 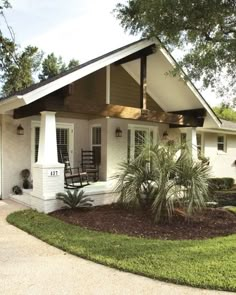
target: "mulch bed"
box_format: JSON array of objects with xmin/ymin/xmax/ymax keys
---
[{"xmin": 50, "ymin": 205, "xmax": 236, "ymax": 240}]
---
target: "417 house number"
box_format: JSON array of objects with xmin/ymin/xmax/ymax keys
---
[{"xmin": 48, "ymin": 169, "xmax": 60, "ymax": 177}]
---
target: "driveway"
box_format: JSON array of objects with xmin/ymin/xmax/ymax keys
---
[{"xmin": 0, "ymin": 199, "xmax": 231, "ymax": 295}]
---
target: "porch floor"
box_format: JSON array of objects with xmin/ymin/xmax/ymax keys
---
[{"xmin": 10, "ymin": 180, "xmax": 119, "ymax": 210}]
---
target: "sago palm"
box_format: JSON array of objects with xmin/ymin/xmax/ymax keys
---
[{"xmin": 56, "ymin": 189, "xmax": 93, "ymax": 209}]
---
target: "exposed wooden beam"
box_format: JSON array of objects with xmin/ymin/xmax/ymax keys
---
[
  {"xmin": 14, "ymin": 95, "xmax": 202, "ymax": 127},
  {"xmin": 13, "ymin": 96, "xmax": 65, "ymax": 119},
  {"xmin": 140, "ymin": 55, "xmax": 147, "ymax": 109},
  {"xmin": 114, "ymin": 44, "xmax": 156, "ymax": 65},
  {"xmin": 171, "ymin": 108, "xmax": 206, "ymax": 118},
  {"xmin": 63, "ymin": 102, "xmax": 201, "ymax": 126},
  {"xmin": 169, "ymin": 108, "xmax": 206, "ymax": 128}
]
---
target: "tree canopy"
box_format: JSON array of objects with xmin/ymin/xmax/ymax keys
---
[
  {"xmin": 1, "ymin": 43, "xmax": 42, "ymax": 96},
  {"xmin": 213, "ymin": 100, "xmax": 236, "ymax": 122},
  {"xmin": 0, "ymin": 1, "xmax": 42, "ymax": 96},
  {"xmin": 39, "ymin": 53, "xmax": 79, "ymax": 81},
  {"xmin": 115, "ymin": 0, "xmax": 236, "ymax": 98}
]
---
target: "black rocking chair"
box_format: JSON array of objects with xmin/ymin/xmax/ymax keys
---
[
  {"xmin": 81, "ymin": 149, "xmax": 99, "ymax": 182},
  {"xmin": 59, "ymin": 150, "xmax": 89, "ymax": 189}
]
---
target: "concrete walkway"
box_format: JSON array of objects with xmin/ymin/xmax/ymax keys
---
[{"xmin": 0, "ymin": 200, "xmax": 231, "ymax": 295}]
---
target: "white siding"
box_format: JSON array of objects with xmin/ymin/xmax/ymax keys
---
[{"xmin": 204, "ymin": 133, "xmax": 236, "ymax": 179}]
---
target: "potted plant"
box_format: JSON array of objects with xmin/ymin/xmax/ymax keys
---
[
  {"xmin": 12, "ymin": 185, "xmax": 23, "ymax": 195},
  {"xmin": 20, "ymin": 169, "xmax": 33, "ymax": 189}
]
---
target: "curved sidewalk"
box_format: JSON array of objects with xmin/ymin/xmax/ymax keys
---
[{"xmin": 0, "ymin": 200, "xmax": 230, "ymax": 295}]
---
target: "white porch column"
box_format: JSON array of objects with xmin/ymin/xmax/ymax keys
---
[
  {"xmin": 185, "ymin": 127, "xmax": 198, "ymax": 160},
  {"xmin": 31, "ymin": 111, "xmax": 64, "ymax": 213}
]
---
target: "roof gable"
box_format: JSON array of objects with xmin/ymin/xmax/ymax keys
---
[{"xmin": 0, "ymin": 38, "xmax": 221, "ymax": 128}]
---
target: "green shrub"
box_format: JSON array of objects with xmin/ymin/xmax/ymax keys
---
[
  {"xmin": 56, "ymin": 189, "xmax": 93, "ymax": 209},
  {"xmin": 208, "ymin": 177, "xmax": 234, "ymax": 191},
  {"xmin": 214, "ymin": 192, "xmax": 236, "ymax": 206},
  {"xmin": 222, "ymin": 178, "xmax": 234, "ymax": 189}
]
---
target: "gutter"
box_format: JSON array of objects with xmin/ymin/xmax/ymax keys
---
[
  {"xmin": 0, "ymin": 95, "xmax": 25, "ymax": 114},
  {"xmin": 197, "ymin": 127, "xmax": 236, "ymax": 135}
]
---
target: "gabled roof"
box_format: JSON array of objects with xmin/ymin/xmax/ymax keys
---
[
  {"xmin": 1, "ymin": 39, "xmax": 144, "ymax": 100},
  {"xmin": 0, "ymin": 38, "xmax": 221, "ymax": 128}
]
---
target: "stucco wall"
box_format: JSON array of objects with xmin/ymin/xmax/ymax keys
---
[
  {"xmin": 204, "ymin": 132, "xmax": 236, "ymax": 179},
  {"xmin": 106, "ymin": 118, "xmax": 165, "ymax": 179},
  {"xmin": 1, "ymin": 115, "xmax": 32, "ymax": 198}
]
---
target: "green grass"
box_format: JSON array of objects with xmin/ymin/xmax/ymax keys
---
[
  {"xmin": 7, "ymin": 210, "xmax": 236, "ymax": 292},
  {"xmin": 224, "ymin": 206, "xmax": 236, "ymax": 214}
]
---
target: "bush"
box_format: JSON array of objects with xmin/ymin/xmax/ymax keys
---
[
  {"xmin": 208, "ymin": 177, "xmax": 234, "ymax": 191},
  {"xmin": 56, "ymin": 189, "xmax": 93, "ymax": 209},
  {"xmin": 222, "ymin": 178, "xmax": 234, "ymax": 189},
  {"xmin": 214, "ymin": 192, "xmax": 236, "ymax": 206}
]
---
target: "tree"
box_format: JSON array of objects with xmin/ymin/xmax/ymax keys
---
[
  {"xmin": 0, "ymin": 1, "xmax": 42, "ymax": 96},
  {"xmin": 213, "ymin": 100, "xmax": 236, "ymax": 122},
  {"xmin": 0, "ymin": 2, "xmax": 79, "ymax": 96},
  {"xmin": 115, "ymin": 0, "xmax": 236, "ymax": 98},
  {"xmin": 115, "ymin": 142, "xmax": 210, "ymax": 223},
  {"xmin": 39, "ymin": 53, "xmax": 79, "ymax": 81},
  {"xmin": 1, "ymin": 43, "xmax": 42, "ymax": 96}
]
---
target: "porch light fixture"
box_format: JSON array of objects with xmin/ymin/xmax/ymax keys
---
[
  {"xmin": 115, "ymin": 127, "xmax": 122, "ymax": 137},
  {"xmin": 17, "ymin": 124, "xmax": 24, "ymax": 135},
  {"xmin": 162, "ymin": 131, "xmax": 168, "ymax": 140}
]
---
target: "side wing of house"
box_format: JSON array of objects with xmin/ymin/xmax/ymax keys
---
[{"xmin": 196, "ymin": 120, "xmax": 236, "ymax": 179}]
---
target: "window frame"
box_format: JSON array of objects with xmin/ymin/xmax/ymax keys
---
[
  {"xmin": 31, "ymin": 121, "xmax": 74, "ymax": 167},
  {"xmin": 196, "ymin": 133, "xmax": 204, "ymax": 156},
  {"xmin": 90, "ymin": 125, "xmax": 102, "ymax": 165},
  {"xmin": 217, "ymin": 134, "xmax": 226, "ymax": 153},
  {"xmin": 127, "ymin": 124, "xmax": 157, "ymax": 161}
]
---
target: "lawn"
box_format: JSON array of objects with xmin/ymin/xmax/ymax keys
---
[{"xmin": 7, "ymin": 209, "xmax": 236, "ymax": 292}]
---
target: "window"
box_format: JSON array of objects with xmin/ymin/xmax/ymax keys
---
[
  {"xmin": 34, "ymin": 127, "xmax": 70, "ymax": 163},
  {"xmin": 34, "ymin": 127, "xmax": 40, "ymax": 162},
  {"xmin": 196, "ymin": 133, "xmax": 202, "ymax": 155},
  {"xmin": 92, "ymin": 126, "xmax": 101, "ymax": 164},
  {"xmin": 32, "ymin": 122, "xmax": 73, "ymax": 165},
  {"xmin": 134, "ymin": 130, "xmax": 147, "ymax": 158},
  {"xmin": 180, "ymin": 133, "xmax": 187, "ymax": 145},
  {"xmin": 56, "ymin": 128, "xmax": 69, "ymax": 161},
  {"xmin": 127, "ymin": 125, "xmax": 155, "ymax": 161},
  {"xmin": 127, "ymin": 129, "xmax": 131, "ymax": 162},
  {"xmin": 217, "ymin": 135, "xmax": 226, "ymax": 152}
]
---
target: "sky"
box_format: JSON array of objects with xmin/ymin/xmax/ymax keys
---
[{"xmin": 1, "ymin": 0, "xmax": 221, "ymax": 106}]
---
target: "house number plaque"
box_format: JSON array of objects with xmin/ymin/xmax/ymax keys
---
[{"xmin": 48, "ymin": 169, "xmax": 60, "ymax": 177}]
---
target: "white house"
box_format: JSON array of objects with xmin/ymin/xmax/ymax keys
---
[{"xmin": 0, "ymin": 38, "xmax": 235, "ymax": 213}]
